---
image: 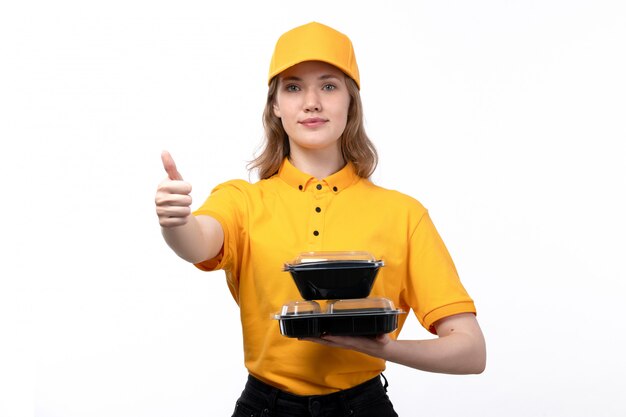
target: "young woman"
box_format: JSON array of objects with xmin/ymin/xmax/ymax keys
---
[{"xmin": 156, "ymin": 22, "xmax": 486, "ymax": 417}]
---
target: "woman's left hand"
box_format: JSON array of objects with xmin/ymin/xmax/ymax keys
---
[{"xmin": 299, "ymin": 333, "xmax": 392, "ymax": 358}]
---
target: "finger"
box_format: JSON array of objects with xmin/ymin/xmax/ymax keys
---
[
  {"xmin": 159, "ymin": 216, "xmax": 190, "ymax": 228},
  {"xmin": 161, "ymin": 150, "xmax": 184, "ymax": 181},
  {"xmin": 155, "ymin": 189, "xmax": 193, "ymax": 206},
  {"xmin": 157, "ymin": 179, "xmax": 192, "ymax": 195},
  {"xmin": 320, "ymin": 335, "xmax": 377, "ymax": 349},
  {"xmin": 157, "ymin": 207, "xmax": 192, "ymax": 221}
]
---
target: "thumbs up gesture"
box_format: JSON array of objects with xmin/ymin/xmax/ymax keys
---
[{"xmin": 156, "ymin": 151, "xmax": 193, "ymax": 227}]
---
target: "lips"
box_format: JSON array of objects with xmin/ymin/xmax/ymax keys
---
[{"xmin": 299, "ymin": 117, "xmax": 328, "ymax": 128}]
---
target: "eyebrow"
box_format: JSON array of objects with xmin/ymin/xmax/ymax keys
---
[{"xmin": 281, "ymin": 74, "xmax": 341, "ymax": 82}]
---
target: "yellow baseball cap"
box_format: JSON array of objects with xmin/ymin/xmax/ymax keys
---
[{"xmin": 268, "ymin": 22, "xmax": 360, "ymax": 89}]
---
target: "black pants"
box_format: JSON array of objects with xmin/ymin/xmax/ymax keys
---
[{"xmin": 231, "ymin": 374, "xmax": 399, "ymax": 417}]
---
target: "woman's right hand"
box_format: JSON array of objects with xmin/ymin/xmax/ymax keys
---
[{"xmin": 155, "ymin": 151, "xmax": 193, "ymax": 228}]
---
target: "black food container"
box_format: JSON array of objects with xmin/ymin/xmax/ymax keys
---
[
  {"xmin": 275, "ymin": 298, "xmax": 404, "ymax": 338},
  {"xmin": 283, "ymin": 251, "xmax": 384, "ymax": 300}
]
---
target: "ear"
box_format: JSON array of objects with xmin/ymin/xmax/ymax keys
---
[{"xmin": 273, "ymin": 102, "xmax": 281, "ymax": 118}]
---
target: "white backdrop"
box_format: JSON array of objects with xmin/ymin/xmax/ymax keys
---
[{"xmin": 2, "ymin": 1, "xmax": 625, "ymax": 416}]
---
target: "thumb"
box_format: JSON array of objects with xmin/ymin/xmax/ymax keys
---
[{"xmin": 161, "ymin": 150, "xmax": 183, "ymax": 181}]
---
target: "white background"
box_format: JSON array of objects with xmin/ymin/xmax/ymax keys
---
[{"xmin": 2, "ymin": 1, "xmax": 625, "ymax": 416}]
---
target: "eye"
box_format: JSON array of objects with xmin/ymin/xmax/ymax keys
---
[
  {"xmin": 285, "ymin": 84, "xmax": 300, "ymax": 92},
  {"xmin": 322, "ymin": 83, "xmax": 337, "ymax": 91}
]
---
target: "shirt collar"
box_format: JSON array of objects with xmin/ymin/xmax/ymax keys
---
[{"xmin": 277, "ymin": 157, "xmax": 359, "ymax": 193}]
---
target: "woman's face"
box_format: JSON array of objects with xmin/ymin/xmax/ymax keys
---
[{"xmin": 273, "ymin": 61, "xmax": 351, "ymax": 156}]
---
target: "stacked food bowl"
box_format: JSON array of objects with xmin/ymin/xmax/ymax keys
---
[{"xmin": 274, "ymin": 251, "xmax": 405, "ymax": 338}]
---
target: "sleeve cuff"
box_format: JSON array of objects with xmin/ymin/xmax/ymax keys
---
[{"xmin": 422, "ymin": 301, "xmax": 477, "ymax": 335}]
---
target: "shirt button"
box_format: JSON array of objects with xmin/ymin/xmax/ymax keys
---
[
  {"xmin": 333, "ymin": 186, "xmax": 338, "ymax": 192},
  {"xmin": 316, "ymin": 184, "xmax": 322, "ymax": 190},
  {"xmin": 298, "ymin": 185, "xmax": 303, "ymax": 190},
  {"xmin": 313, "ymin": 230, "xmax": 319, "ymax": 236},
  {"xmin": 315, "ymin": 207, "xmax": 321, "ymax": 213}
]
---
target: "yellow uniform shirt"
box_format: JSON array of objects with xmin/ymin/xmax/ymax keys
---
[{"xmin": 193, "ymin": 158, "xmax": 476, "ymax": 395}]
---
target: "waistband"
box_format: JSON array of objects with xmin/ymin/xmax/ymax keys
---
[{"xmin": 244, "ymin": 374, "xmax": 388, "ymax": 406}]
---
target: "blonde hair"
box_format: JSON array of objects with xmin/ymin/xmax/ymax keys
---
[{"xmin": 248, "ymin": 76, "xmax": 378, "ymax": 180}]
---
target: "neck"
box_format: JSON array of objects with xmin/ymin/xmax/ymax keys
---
[{"xmin": 288, "ymin": 145, "xmax": 345, "ymax": 179}]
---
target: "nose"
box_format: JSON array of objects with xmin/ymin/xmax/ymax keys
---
[{"xmin": 303, "ymin": 89, "xmax": 321, "ymax": 112}]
